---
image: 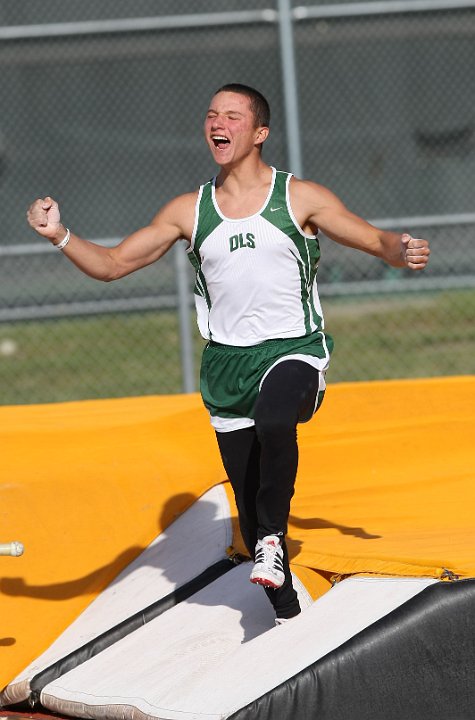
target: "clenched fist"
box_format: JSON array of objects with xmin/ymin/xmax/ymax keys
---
[
  {"xmin": 401, "ymin": 233, "xmax": 430, "ymax": 271},
  {"xmin": 26, "ymin": 196, "xmax": 67, "ymax": 245}
]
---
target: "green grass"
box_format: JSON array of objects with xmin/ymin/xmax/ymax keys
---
[
  {"xmin": 0, "ymin": 289, "xmax": 474, "ymax": 406},
  {"xmin": 324, "ymin": 289, "xmax": 475, "ymax": 382},
  {"xmin": 0, "ymin": 313, "xmax": 205, "ymax": 405}
]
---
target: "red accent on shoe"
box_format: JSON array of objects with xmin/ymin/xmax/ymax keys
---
[{"xmin": 250, "ymin": 576, "xmax": 280, "ymax": 589}]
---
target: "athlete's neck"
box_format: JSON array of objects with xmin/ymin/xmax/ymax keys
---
[
  {"xmin": 215, "ymin": 157, "xmax": 272, "ymax": 195},
  {"xmin": 213, "ymin": 160, "xmax": 273, "ymax": 219}
]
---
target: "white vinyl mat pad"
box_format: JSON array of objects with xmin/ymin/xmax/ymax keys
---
[{"xmin": 40, "ymin": 574, "xmax": 436, "ymax": 720}]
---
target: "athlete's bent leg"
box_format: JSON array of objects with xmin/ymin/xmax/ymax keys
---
[
  {"xmin": 215, "ymin": 360, "xmax": 323, "ymax": 621},
  {"xmin": 254, "ymin": 360, "xmax": 321, "ymax": 535}
]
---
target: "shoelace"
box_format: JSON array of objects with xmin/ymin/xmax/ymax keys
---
[{"xmin": 256, "ymin": 540, "xmax": 283, "ymax": 570}]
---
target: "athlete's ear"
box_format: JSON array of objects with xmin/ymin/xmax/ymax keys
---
[{"xmin": 255, "ymin": 126, "xmax": 270, "ymax": 147}]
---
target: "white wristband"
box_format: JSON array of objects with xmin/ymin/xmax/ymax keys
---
[{"xmin": 55, "ymin": 228, "xmax": 70, "ymax": 250}]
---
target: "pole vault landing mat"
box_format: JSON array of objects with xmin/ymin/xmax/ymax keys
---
[
  {"xmin": 3, "ymin": 577, "xmax": 474, "ymax": 720},
  {"xmin": 4, "ymin": 485, "xmax": 470, "ymax": 720},
  {"xmin": 3, "ymin": 483, "xmax": 473, "ymax": 719},
  {"xmin": 1, "ymin": 378, "xmax": 474, "ymax": 719}
]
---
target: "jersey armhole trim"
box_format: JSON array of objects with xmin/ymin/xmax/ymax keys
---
[
  {"xmin": 286, "ymin": 174, "xmax": 318, "ymax": 241},
  {"xmin": 189, "ymin": 184, "xmax": 205, "ymax": 251}
]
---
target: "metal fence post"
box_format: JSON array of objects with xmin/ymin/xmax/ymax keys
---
[
  {"xmin": 277, "ymin": 0, "xmax": 303, "ymax": 177},
  {"xmin": 174, "ymin": 241, "xmax": 195, "ymax": 393}
]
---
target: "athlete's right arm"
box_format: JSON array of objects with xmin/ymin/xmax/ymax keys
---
[{"xmin": 26, "ymin": 193, "xmax": 198, "ymax": 281}]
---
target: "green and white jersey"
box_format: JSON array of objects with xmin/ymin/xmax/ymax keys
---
[{"xmin": 187, "ymin": 167, "xmax": 325, "ymax": 347}]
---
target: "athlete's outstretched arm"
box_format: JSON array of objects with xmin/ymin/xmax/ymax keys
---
[
  {"xmin": 26, "ymin": 192, "xmax": 197, "ymax": 281},
  {"xmin": 291, "ymin": 179, "xmax": 430, "ymax": 270}
]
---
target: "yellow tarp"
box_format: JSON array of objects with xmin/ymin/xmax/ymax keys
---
[
  {"xmin": 291, "ymin": 376, "xmax": 474, "ymax": 579},
  {"xmin": 1, "ymin": 376, "xmax": 474, "ymax": 688}
]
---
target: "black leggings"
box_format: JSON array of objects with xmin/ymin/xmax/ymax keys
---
[{"xmin": 216, "ymin": 360, "xmax": 321, "ymax": 619}]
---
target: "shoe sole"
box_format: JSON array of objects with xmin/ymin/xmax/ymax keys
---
[{"xmin": 250, "ymin": 572, "xmax": 284, "ymax": 589}]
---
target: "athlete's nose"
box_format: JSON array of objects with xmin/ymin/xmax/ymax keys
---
[{"xmin": 211, "ymin": 118, "xmax": 224, "ymax": 132}]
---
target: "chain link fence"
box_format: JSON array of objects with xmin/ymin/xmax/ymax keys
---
[{"xmin": 1, "ymin": 0, "xmax": 474, "ymax": 405}]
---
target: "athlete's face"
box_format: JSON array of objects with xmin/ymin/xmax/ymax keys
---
[{"xmin": 204, "ymin": 92, "xmax": 269, "ymax": 166}]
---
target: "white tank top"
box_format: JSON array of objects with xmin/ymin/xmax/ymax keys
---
[{"xmin": 187, "ymin": 167, "xmax": 325, "ymax": 346}]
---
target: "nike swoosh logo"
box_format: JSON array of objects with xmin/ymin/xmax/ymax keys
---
[{"xmin": 270, "ymin": 207, "xmax": 283, "ymax": 212}]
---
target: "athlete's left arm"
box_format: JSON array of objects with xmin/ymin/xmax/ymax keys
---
[{"xmin": 291, "ymin": 178, "xmax": 430, "ymax": 270}]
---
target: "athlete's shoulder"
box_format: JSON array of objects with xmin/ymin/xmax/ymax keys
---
[
  {"xmin": 289, "ymin": 176, "xmax": 345, "ymax": 211},
  {"xmin": 290, "ymin": 175, "xmax": 330, "ymax": 195},
  {"xmin": 167, "ymin": 188, "xmax": 201, "ymax": 210},
  {"xmin": 163, "ymin": 188, "xmax": 200, "ymax": 215},
  {"xmin": 286, "ymin": 176, "xmax": 348, "ymax": 234},
  {"xmin": 152, "ymin": 189, "xmax": 200, "ymax": 241}
]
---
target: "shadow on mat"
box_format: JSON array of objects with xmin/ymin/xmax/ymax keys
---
[
  {"xmin": 0, "ymin": 492, "xmax": 201, "ymax": 602},
  {"xmin": 0, "ymin": 490, "xmax": 273, "ymax": 643},
  {"xmin": 0, "ymin": 546, "xmax": 144, "ymax": 601},
  {"xmin": 289, "ymin": 514, "xmax": 382, "ymax": 540}
]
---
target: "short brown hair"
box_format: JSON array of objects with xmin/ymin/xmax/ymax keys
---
[{"xmin": 214, "ymin": 83, "xmax": 270, "ymax": 128}]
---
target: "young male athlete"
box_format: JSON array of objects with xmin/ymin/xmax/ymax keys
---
[{"xmin": 27, "ymin": 83, "xmax": 430, "ymax": 624}]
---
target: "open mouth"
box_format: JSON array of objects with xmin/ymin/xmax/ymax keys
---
[{"xmin": 212, "ymin": 135, "xmax": 231, "ymax": 150}]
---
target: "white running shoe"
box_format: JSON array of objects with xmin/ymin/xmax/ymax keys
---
[{"xmin": 250, "ymin": 535, "xmax": 285, "ymax": 589}]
